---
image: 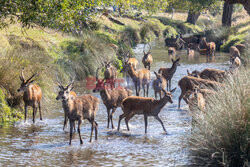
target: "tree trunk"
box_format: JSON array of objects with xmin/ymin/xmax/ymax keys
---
[
  {"xmin": 222, "ymin": 2, "xmax": 233, "ymax": 26},
  {"xmin": 224, "ymin": 0, "xmax": 250, "ymax": 15},
  {"xmin": 186, "ymin": 11, "xmax": 200, "ymax": 25}
]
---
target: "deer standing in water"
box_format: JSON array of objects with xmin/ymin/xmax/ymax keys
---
[
  {"xmin": 103, "ymin": 61, "xmax": 118, "ymax": 89},
  {"xmin": 152, "ymin": 71, "xmax": 167, "ymax": 99},
  {"xmin": 158, "ymin": 58, "xmax": 180, "ymax": 91},
  {"xmin": 118, "ymin": 87, "xmax": 176, "ymax": 134},
  {"xmin": 121, "ymin": 62, "xmax": 151, "ymax": 97},
  {"xmin": 93, "ymin": 67, "xmax": 132, "ymax": 129},
  {"xmin": 56, "ymin": 77, "xmax": 77, "ymax": 131},
  {"xmin": 17, "ymin": 69, "xmax": 42, "ymax": 123},
  {"xmin": 142, "ymin": 44, "xmax": 153, "ymax": 70},
  {"xmin": 56, "ymin": 79, "xmax": 100, "ymax": 145}
]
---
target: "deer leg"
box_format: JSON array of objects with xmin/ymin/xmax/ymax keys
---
[
  {"xmin": 69, "ymin": 119, "xmax": 74, "ymax": 145},
  {"xmin": 169, "ymin": 80, "xmax": 171, "ymax": 91},
  {"xmin": 24, "ymin": 104, "xmax": 28, "ymax": 123},
  {"xmin": 142, "ymin": 84, "xmax": 146, "ymax": 97},
  {"xmin": 38, "ymin": 101, "xmax": 42, "ymax": 120},
  {"xmin": 110, "ymin": 108, "xmax": 116, "ymax": 129},
  {"xmin": 63, "ymin": 112, "xmax": 68, "ymax": 131},
  {"xmin": 146, "ymin": 82, "xmax": 149, "ymax": 97},
  {"xmin": 94, "ymin": 121, "xmax": 98, "ymax": 140},
  {"xmin": 32, "ymin": 105, "xmax": 36, "ymax": 124},
  {"xmin": 167, "ymin": 82, "xmax": 169, "ymax": 91},
  {"xmin": 160, "ymin": 91, "xmax": 162, "ymax": 99},
  {"xmin": 155, "ymin": 91, "xmax": 157, "ymax": 99},
  {"xmin": 144, "ymin": 115, "xmax": 148, "ymax": 134},
  {"xmin": 125, "ymin": 113, "xmax": 135, "ymax": 131},
  {"xmin": 118, "ymin": 114, "xmax": 125, "ymax": 131},
  {"xmin": 154, "ymin": 115, "xmax": 167, "ymax": 132},
  {"xmin": 178, "ymin": 92, "xmax": 184, "ymax": 109},
  {"xmin": 138, "ymin": 80, "xmax": 141, "ymax": 96},
  {"xmin": 107, "ymin": 108, "xmax": 111, "ymax": 128},
  {"xmin": 77, "ymin": 119, "xmax": 83, "ymax": 144}
]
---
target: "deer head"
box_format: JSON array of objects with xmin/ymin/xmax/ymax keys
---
[
  {"xmin": 154, "ymin": 71, "xmax": 163, "ymax": 84},
  {"xmin": 143, "ymin": 43, "xmax": 151, "ymax": 57},
  {"xmin": 56, "ymin": 76, "xmax": 75, "ymax": 101},
  {"xmin": 161, "ymin": 87, "xmax": 176, "ymax": 103},
  {"xmin": 187, "ymin": 69, "xmax": 200, "ymax": 78},
  {"xmin": 17, "ymin": 69, "xmax": 37, "ymax": 92}
]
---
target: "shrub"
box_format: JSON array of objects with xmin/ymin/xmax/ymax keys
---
[
  {"xmin": 120, "ymin": 26, "xmax": 140, "ymax": 47},
  {"xmin": 140, "ymin": 22, "xmax": 161, "ymax": 42},
  {"xmin": 190, "ymin": 70, "xmax": 250, "ymax": 166}
]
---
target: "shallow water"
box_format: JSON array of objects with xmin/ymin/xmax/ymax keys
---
[{"xmin": 0, "ymin": 39, "xmax": 230, "ymax": 166}]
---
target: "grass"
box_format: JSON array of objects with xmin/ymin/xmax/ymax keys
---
[{"xmin": 190, "ymin": 69, "xmax": 250, "ymax": 166}]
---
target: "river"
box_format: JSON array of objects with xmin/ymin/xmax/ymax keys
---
[{"xmin": 0, "ymin": 39, "xmax": 230, "ymax": 166}]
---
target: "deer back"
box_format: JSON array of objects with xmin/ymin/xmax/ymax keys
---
[{"xmin": 23, "ymin": 84, "xmax": 42, "ymax": 104}]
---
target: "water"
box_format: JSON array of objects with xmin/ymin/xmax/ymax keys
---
[{"xmin": 0, "ymin": 39, "xmax": 230, "ymax": 166}]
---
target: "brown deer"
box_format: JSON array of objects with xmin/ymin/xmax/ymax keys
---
[
  {"xmin": 93, "ymin": 67, "xmax": 132, "ymax": 129},
  {"xmin": 158, "ymin": 58, "xmax": 180, "ymax": 91},
  {"xmin": 187, "ymin": 48, "xmax": 195, "ymax": 57},
  {"xmin": 56, "ymin": 77, "xmax": 77, "ymax": 131},
  {"xmin": 178, "ymin": 76, "xmax": 223, "ymax": 109},
  {"xmin": 187, "ymin": 43, "xmax": 199, "ymax": 50},
  {"xmin": 187, "ymin": 68, "xmax": 226, "ymax": 83},
  {"xmin": 187, "ymin": 87, "xmax": 206, "ymax": 111},
  {"xmin": 122, "ymin": 62, "xmax": 151, "ymax": 97},
  {"xmin": 56, "ymin": 80, "xmax": 100, "ymax": 145},
  {"xmin": 142, "ymin": 44, "xmax": 153, "ymax": 70},
  {"xmin": 104, "ymin": 61, "xmax": 118, "ymax": 89},
  {"xmin": 117, "ymin": 87, "xmax": 176, "ymax": 133},
  {"xmin": 17, "ymin": 69, "xmax": 42, "ymax": 123},
  {"xmin": 152, "ymin": 71, "xmax": 167, "ymax": 99},
  {"xmin": 235, "ymin": 44, "xmax": 246, "ymax": 53},
  {"xmin": 122, "ymin": 52, "xmax": 139, "ymax": 85},
  {"xmin": 200, "ymin": 37, "xmax": 216, "ymax": 58},
  {"xmin": 168, "ymin": 47, "xmax": 176, "ymax": 57}
]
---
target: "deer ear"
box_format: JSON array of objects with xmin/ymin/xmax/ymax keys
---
[
  {"xmin": 176, "ymin": 57, "xmax": 180, "ymax": 61},
  {"xmin": 170, "ymin": 87, "xmax": 176, "ymax": 93},
  {"xmin": 187, "ymin": 69, "xmax": 190, "ymax": 75},
  {"xmin": 171, "ymin": 58, "xmax": 174, "ymax": 62},
  {"xmin": 154, "ymin": 71, "xmax": 158, "ymax": 76}
]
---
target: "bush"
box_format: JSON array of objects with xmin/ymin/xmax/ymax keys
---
[
  {"xmin": 190, "ymin": 70, "xmax": 250, "ymax": 166},
  {"xmin": 120, "ymin": 26, "xmax": 140, "ymax": 47},
  {"xmin": 140, "ymin": 22, "xmax": 161, "ymax": 42},
  {"xmin": 163, "ymin": 25, "xmax": 178, "ymax": 38}
]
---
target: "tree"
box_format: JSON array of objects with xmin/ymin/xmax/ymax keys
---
[
  {"xmin": 222, "ymin": 2, "xmax": 234, "ymax": 26},
  {"xmin": 224, "ymin": 0, "xmax": 250, "ymax": 15}
]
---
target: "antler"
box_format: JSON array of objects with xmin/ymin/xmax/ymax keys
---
[
  {"xmin": 56, "ymin": 74, "xmax": 64, "ymax": 89},
  {"xmin": 147, "ymin": 43, "xmax": 151, "ymax": 53},
  {"xmin": 19, "ymin": 68, "xmax": 25, "ymax": 82},
  {"xmin": 26, "ymin": 72, "xmax": 37, "ymax": 83},
  {"xmin": 96, "ymin": 67, "xmax": 101, "ymax": 80},
  {"xmin": 67, "ymin": 75, "xmax": 75, "ymax": 89}
]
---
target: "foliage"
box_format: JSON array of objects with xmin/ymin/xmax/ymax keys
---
[
  {"xmin": 140, "ymin": 22, "xmax": 161, "ymax": 42},
  {"xmin": 190, "ymin": 70, "xmax": 250, "ymax": 166}
]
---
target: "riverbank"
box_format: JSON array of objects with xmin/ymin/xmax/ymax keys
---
[{"xmin": 0, "ymin": 11, "xmax": 249, "ymax": 122}]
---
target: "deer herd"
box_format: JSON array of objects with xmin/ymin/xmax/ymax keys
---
[{"xmin": 17, "ymin": 37, "xmax": 246, "ymax": 145}]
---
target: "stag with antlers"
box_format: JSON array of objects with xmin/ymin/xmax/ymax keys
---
[
  {"xmin": 142, "ymin": 43, "xmax": 153, "ymax": 70},
  {"xmin": 17, "ymin": 69, "xmax": 42, "ymax": 123}
]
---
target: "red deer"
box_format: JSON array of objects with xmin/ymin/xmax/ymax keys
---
[
  {"xmin": 56, "ymin": 77, "xmax": 77, "ymax": 131},
  {"xmin": 142, "ymin": 44, "xmax": 153, "ymax": 70},
  {"xmin": 187, "ymin": 88, "xmax": 206, "ymax": 111},
  {"xmin": 178, "ymin": 76, "xmax": 223, "ymax": 109},
  {"xmin": 56, "ymin": 80, "xmax": 100, "ymax": 145},
  {"xmin": 93, "ymin": 68, "xmax": 132, "ymax": 129},
  {"xmin": 103, "ymin": 61, "xmax": 118, "ymax": 89},
  {"xmin": 158, "ymin": 58, "xmax": 180, "ymax": 91},
  {"xmin": 122, "ymin": 52, "xmax": 139, "ymax": 85},
  {"xmin": 187, "ymin": 68, "xmax": 226, "ymax": 83},
  {"xmin": 17, "ymin": 69, "xmax": 42, "ymax": 123},
  {"xmin": 187, "ymin": 48, "xmax": 195, "ymax": 57},
  {"xmin": 199, "ymin": 37, "xmax": 216, "ymax": 61},
  {"xmin": 152, "ymin": 71, "xmax": 167, "ymax": 99},
  {"xmin": 235, "ymin": 44, "xmax": 246, "ymax": 53},
  {"xmin": 168, "ymin": 47, "xmax": 176, "ymax": 57},
  {"xmin": 118, "ymin": 87, "xmax": 176, "ymax": 133},
  {"xmin": 121, "ymin": 62, "xmax": 151, "ymax": 97},
  {"xmin": 187, "ymin": 43, "xmax": 199, "ymax": 50}
]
